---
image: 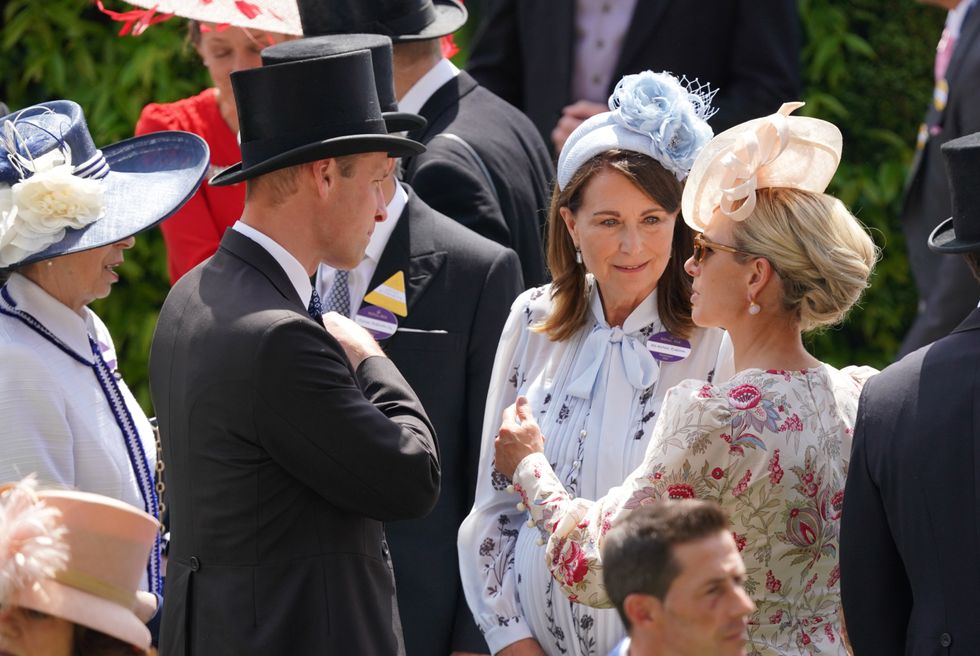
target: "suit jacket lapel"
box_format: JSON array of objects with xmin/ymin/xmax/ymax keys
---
[
  {"xmin": 614, "ymin": 1, "xmax": 671, "ymax": 82},
  {"xmin": 220, "ymin": 229, "xmax": 306, "ymax": 313},
  {"xmin": 367, "ymin": 189, "xmax": 446, "ymax": 315},
  {"xmin": 951, "ymin": 306, "xmax": 980, "ymax": 335}
]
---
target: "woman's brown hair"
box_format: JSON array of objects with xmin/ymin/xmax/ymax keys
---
[{"xmin": 536, "ymin": 149, "xmax": 695, "ymax": 341}]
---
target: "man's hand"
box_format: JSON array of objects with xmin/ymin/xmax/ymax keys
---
[
  {"xmin": 497, "ymin": 638, "xmax": 547, "ymax": 656},
  {"xmin": 550, "ymin": 100, "xmax": 608, "ymax": 154},
  {"xmin": 494, "ymin": 397, "xmax": 545, "ymax": 479},
  {"xmin": 322, "ymin": 311, "xmax": 386, "ymax": 368}
]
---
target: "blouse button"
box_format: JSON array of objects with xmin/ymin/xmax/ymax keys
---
[
  {"xmin": 505, "ymin": 484, "xmax": 515, "ymax": 494},
  {"xmin": 573, "ymin": 460, "xmax": 581, "ymax": 469},
  {"xmin": 580, "ymin": 430, "xmax": 587, "ymax": 438},
  {"xmin": 517, "ymin": 502, "xmax": 526, "ymax": 512},
  {"xmin": 536, "ymin": 538, "xmax": 546, "ymax": 546},
  {"xmin": 526, "ymin": 518, "xmax": 535, "ymax": 528}
]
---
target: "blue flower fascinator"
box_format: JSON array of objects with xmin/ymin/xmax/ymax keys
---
[{"xmin": 556, "ymin": 71, "xmax": 717, "ymax": 189}]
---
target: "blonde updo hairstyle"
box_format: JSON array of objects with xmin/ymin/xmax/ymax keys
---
[{"xmin": 731, "ymin": 187, "xmax": 879, "ymax": 332}]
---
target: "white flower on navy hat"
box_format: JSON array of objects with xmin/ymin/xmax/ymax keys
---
[
  {"xmin": 609, "ymin": 71, "xmax": 717, "ymax": 180},
  {"xmin": 0, "ymin": 128, "xmax": 105, "ymax": 268}
]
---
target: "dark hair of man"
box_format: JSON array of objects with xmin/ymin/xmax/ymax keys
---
[
  {"xmin": 537, "ymin": 149, "xmax": 694, "ymax": 342},
  {"xmin": 965, "ymin": 252, "xmax": 980, "ymax": 283},
  {"xmin": 601, "ymin": 500, "xmax": 730, "ymax": 629}
]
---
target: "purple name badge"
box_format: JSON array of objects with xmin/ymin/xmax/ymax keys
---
[
  {"xmin": 355, "ymin": 304, "xmax": 398, "ymax": 340},
  {"xmin": 646, "ymin": 331, "xmax": 691, "ymax": 363}
]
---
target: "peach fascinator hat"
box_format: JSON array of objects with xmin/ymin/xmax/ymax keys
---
[
  {"xmin": 0, "ymin": 477, "xmax": 160, "ymax": 650},
  {"xmin": 681, "ymin": 102, "xmax": 843, "ymax": 232}
]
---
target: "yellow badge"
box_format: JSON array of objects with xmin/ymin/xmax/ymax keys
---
[
  {"xmin": 363, "ymin": 271, "xmax": 408, "ymax": 317},
  {"xmin": 933, "ymin": 78, "xmax": 949, "ymax": 112},
  {"xmin": 916, "ymin": 123, "xmax": 929, "ymax": 151}
]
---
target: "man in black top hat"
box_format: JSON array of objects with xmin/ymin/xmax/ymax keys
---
[
  {"xmin": 149, "ymin": 50, "xmax": 440, "ymax": 656},
  {"xmin": 295, "ymin": 0, "xmax": 554, "ymax": 288},
  {"xmin": 840, "ymin": 131, "xmax": 980, "ymax": 654},
  {"xmin": 263, "ymin": 34, "xmax": 521, "ymax": 656}
]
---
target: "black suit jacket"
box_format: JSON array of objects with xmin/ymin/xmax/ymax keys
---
[
  {"xmin": 899, "ymin": 8, "xmax": 980, "ymax": 355},
  {"xmin": 149, "ymin": 229, "xmax": 440, "ymax": 655},
  {"xmin": 840, "ymin": 308, "xmax": 980, "ymax": 654},
  {"xmin": 372, "ymin": 189, "xmax": 523, "ymax": 654},
  {"xmin": 404, "ymin": 70, "xmax": 553, "ymax": 288},
  {"xmin": 467, "ymin": 0, "xmax": 801, "ymax": 146}
]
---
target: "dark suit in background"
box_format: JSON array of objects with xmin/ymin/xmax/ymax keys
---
[
  {"xmin": 404, "ymin": 71, "xmax": 553, "ymax": 288},
  {"xmin": 840, "ymin": 308, "xmax": 980, "ymax": 654},
  {"xmin": 150, "ymin": 230, "xmax": 440, "ymax": 655},
  {"xmin": 466, "ymin": 0, "xmax": 802, "ymax": 145},
  {"xmin": 364, "ymin": 187, "xmax": 523, "ymax": 654},
  {"xmin": 899, "ymin": 4, "xmax": 980, "ymax": 355}
]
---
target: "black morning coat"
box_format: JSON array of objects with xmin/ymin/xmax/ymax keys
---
[
  {"xmin": 377, "ymin": 187, "xmax": 523, "ymax": 654},
  {"xmin": 403, "ymin": 70, "xmax": 554, "ymax": 288},
  {"xmin": 840, "ymin": 308, "xmax": 980, "ymax": 654},
  {"xmin": 149, "ymin": 228, "xmax": 440, "ymax": 655},
  {"xmin": 467, "ymin": 0, "xmax": 802, "ymax": 143}
]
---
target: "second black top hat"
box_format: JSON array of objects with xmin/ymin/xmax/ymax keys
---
[
  {"xmin": 296, "ymin": 0, "xmax": 466, "ymax": 41},
  {"xmin": 262, "ymin": 34, "xmax": 425, "ymax": 132},
  {"xmin": 930, "ymin": 131, "xmax": 980, "ymax": 254},
  {"xmin": 211, "ymin": 49, "xmax": 424, "ymax": 187}
]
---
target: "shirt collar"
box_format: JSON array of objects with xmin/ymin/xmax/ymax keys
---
[
  {"xmin": 232, "ymin": 221, "xmax": 313, "ymax": 308},
  {"xmin": 365, "ymin": 181, "xmax": 408, "ymax": 264},
  {"xmin": 398, "ymin": 58, "xmax": 460, "ymax": 115},
  {"xmin": 948, "ymin": 0, "xmax": 976, "ymax": 36},
  {"xmin": 3, "ymin": 272, "xmax": 96, "ymax": 362}
]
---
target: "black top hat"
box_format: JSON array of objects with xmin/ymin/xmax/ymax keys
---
[
  {"xmin": 261, "ymin": 34, "xmax": 425, "ymax": 132},
  {"xmin": 210, "ymin": 49, "xmax": 424, "ymax": 187},
  {"xmin": 929, "ymin": 132, "xmax": 980, "ymax": 254},
  {"xmin": 297, "ymin": 0, "xmax": 466, "ymax": 42}
]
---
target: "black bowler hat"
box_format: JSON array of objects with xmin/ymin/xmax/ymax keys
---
[
  {"xmin": 296, "ymin": 0, "xmax": 466, "ymax": 42},
  {"xmin": 210, "ymin": 49, "xmax": 424, "ymax": 187},
  {"xmin": 929, "ymin": 132, "xmax": 980, "ymax": 253},
  {"xmin": 261, "ymin": 34, "xmax": 425, "ymax": 132}
]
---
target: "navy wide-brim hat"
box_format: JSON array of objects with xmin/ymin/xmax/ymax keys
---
[
  {"xmin": 0, "ymin": 101, "xmax": 209, "ymax": 269},
  {"xmin": 261, "ymin": 34, "xmax": 426, "ymax": 133},
  {"xmin": 929, "ymin": 131, "xmax": 980, "ymax": 254},
  {"xmin": 297, "ymin": 0, "xmax": 467, "ymax": 42},
  {"xmin": 211, "ymin": 49, "xmax": 424, "ymax": 187}
]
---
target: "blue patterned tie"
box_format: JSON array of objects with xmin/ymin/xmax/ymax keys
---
[
  {"xmin": 324, "ymin": 270, "xmax": 351, "ymax": 318},
  {"xmin": 307, "ymin": 288, "xmax": 324, "ymax": 320}
]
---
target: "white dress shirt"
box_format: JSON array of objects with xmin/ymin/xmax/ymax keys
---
[
  {"xmin": 315, "ymin": 181, "xmax": 408, "ymax": 317},
  {"xmin": 572, "ymin": 0, "xmax": 638, "ymax": 103},
  {"xmin": 0, "ymin": 274, "xmax": 157, "ymax": 592},
  {"xmin": 232, "ymin": 221, "xmax": 313, "ymax": 308},
  {"xmin": 399, "ymin": 57, "xmax": 461, "ymax": 114}
]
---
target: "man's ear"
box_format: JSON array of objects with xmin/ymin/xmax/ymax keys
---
[
  {"xmin": 312, "ymin": 158, "xmax": 335, "ymax": 198},
  {"xmin": 623, "ymin": 593, "xmax": 662, "ymax": 629}
]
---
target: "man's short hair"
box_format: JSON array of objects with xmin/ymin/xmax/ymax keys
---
[
  {"xmin": 245, "ymin": 155, "xmax": 361, "ymax": 204},
  {"xmin": 966, "ymin": 252, "xmax": 980, "ymax": 283},
  {"xmin": 602, "ymin": 500, "xmax": 730, "ymax": 628}
]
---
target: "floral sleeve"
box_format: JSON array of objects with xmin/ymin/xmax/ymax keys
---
[{"xmin": 511, "ymin": 379, "xmax": 732, "ymax": 607}]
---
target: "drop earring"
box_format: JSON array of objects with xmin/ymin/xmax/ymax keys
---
[
  {"xmin": 575, "ymin": 248, "xmax": 582, "ymax": 264},
  {"xmin": 748, "ymin": 298, "xmax": 761, "ymax": 315}
]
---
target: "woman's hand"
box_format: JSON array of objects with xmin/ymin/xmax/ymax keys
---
[{"xmin": 494, "ymin": 397, "xmax": 545, "ymax": 479}]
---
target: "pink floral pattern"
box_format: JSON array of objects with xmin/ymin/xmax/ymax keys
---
[{"xmin": 512, "ymin": 365, "xmax": 872, "ymax": 655}]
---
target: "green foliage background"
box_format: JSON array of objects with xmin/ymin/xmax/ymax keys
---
[{"xmin": 0, "ymin": 0, "xmax": 945, "ymax": 412}]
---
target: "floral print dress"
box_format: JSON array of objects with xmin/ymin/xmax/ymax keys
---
[
  {"xmin": 511, "ymin": 365, "xmax": 873, "ymax": 655},
  {"xmin": 458, "ymin": 282, "xmax": 729, "ymax": 656}
]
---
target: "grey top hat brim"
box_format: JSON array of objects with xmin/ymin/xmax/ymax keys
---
[
  {"xmin": 211, "ymin": 133, "xmax": 424, "ymax": 187},
  {"xmin": 929, "ymin": 216, "xmax": 980, "ymax": 253},
  {"xmin": 12, "ymin": 131, "xmax": 210, "ymax": 269},
  {"xmin": 384, "ymin": 111, "xmax": 426, "ymax": 132},
  {"xmin": 389, "ymin": 0, "xmax": 466, "ymax": 41}
]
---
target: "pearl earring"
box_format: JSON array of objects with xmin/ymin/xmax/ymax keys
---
[
  {"xmin": 748, "ymin": 300, "xmax": 761, "ymax": 315},
  {"xmin": 575, "ymin": 248, "xmax": 582, "ymax": 264}
]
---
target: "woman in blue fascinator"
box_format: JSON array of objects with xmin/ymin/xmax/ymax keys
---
[{"xmin": 459, "ymin": 71, "xmax": 731, "ymax": 656}]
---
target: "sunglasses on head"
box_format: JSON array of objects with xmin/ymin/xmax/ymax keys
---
[{"xmin": 692, "ymin": 232, "xmax": 758, "ymax": 264}]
